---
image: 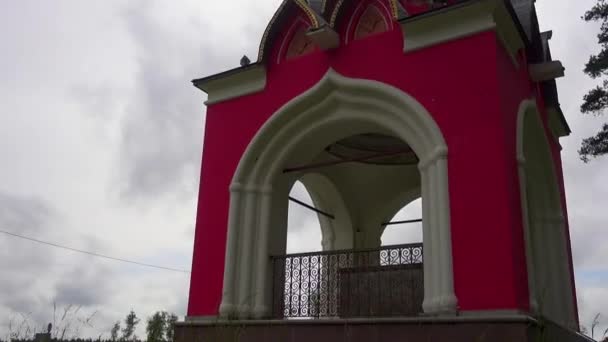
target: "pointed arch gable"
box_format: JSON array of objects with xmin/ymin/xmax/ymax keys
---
[
  {"xmin": 330, "ymin": 0, "xmax": 402, "ymax": 29},
  {"xmin": 233, "ymin": 69, "xmax": 446, "ymax": 185},
  {"xmin": 354, "ymin": 4, "xmax": 391, "ymax": 40},
  {"xmin": 258, "ymin": 0, "xmax": 325, "ymax": 63},
  {"xmin": 222, "ymin": 69, "xmax": 457, "ymax": 319}
]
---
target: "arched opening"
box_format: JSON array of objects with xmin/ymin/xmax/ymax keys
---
[
  {"xmin": 381, "ymin": 198, "xmax": 422, "ymax": 246},
  {"xmin": 518, "ymin": 101, "xmax": 576, "ymax": 329},
  {"xmin": 279, "ymin": 133, "xmax": 423, "ymax": 319},
  {"xmin": 286, "ymin": 181, "xmax": 323, "ymax": 254},
  {"xmin": 221, "ymin": 70, "xmax": 455, "ymax": 319}
]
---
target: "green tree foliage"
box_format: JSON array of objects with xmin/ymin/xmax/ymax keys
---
[
  {"xmin": 581, "ymin": 0, "xmax": 608, "ymax": 161},
  {"xmin": 165, "ymin": 313, "xmax": 178, "ymax": 342},
  {"xmin": 145, "ymin": 312, "xmax": 166, "ymax": 342},
  {"xmin": 120, "ymin": 310, "xmax": 140, "ymax": 342},
  {"xmin": 145, "ymin": 311, "xmax": 178, "ymax": 342}
]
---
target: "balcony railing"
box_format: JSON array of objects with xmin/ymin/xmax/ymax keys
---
[{"xmin": 271, "ymin": 243, "xmax": 423, "ymax": 319}]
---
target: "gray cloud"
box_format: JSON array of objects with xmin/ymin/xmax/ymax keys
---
[
  {"xmin": 0, "ymin": 191, "xmax": 56, "ymax": 236},
  {"xmin": 53, "ymin": 264, "xmax": 113, "ymax": 308},
  {"xmin": 0, "ymin": 191, "xmax": 59, "ymax": 331},
  {"xmin": 110, "ymin": 1, "xmax": 270, "ymax": 202}
]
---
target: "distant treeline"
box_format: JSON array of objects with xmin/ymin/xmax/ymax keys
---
[
  {"xmin": 4, "ymin": 306, "xmax": 177, "ymax": 342},
  {"xmin": 6, "ymin": 339, "xmax": 143, "ymax": 342}
]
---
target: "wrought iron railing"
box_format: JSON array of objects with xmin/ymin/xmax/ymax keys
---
[{"xmin": 271, "ymin": 243, "xmax": 423, "ymax": 319}]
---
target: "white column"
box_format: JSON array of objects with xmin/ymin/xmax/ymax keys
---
[
  {"xmin": 547, "ymin": 213, "xmax": 574, "ymax": 327},
  {"xmin": 252, "ymin": 185, "xmax": 273, "ymax": 318},
  {"xmin": 419, "ymin": 162, "xmax": 435, "ymax": 313},
  {"xmin": 419, "ymin": 148, "xmax": 457, "ymax": 314},
  {"xmin": 517, "ymin": 157, "xmax": 539, "ymax": 313},
  {"xmin": 434, "ymin": 154, "xmax": 457, "ymax": 311},
  {"xmin": 235, "ymin": 188, "xmax": 259, "ymax": 318},
  {"xmin": 543, "ymin": 214, "xmax": 562, "ymax": 319},
  {"xmin": 219, "ymin": 183, "xmax": 245, "ymax": 317},
  {"xmin": 529, "ymin": 215, "xmax": 548, "ymax": 313}
]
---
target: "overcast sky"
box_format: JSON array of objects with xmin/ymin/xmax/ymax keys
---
[{"xmin": 1, "ymin": 0, "xmax": 607, "ymax": 340}]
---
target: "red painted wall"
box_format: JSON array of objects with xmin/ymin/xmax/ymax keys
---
[{"xmin": 187, "ymin": 24, "xmax": 561, "ymax": 316}]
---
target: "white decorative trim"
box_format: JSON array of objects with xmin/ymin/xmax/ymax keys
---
[
  {"xmin": 224, "ymin": 69, "xmax": 456, "ymax": 318},
  {"xmin": 199, "ymin": 65, "xmax": 267, "ymax": 105},
  {"xmin": 516, "ymin": 99, "xmax": 577, "ymax": 328},
  {"xmin": 402, "ymin": 0, "xmax": 524, "ymax": 66},
  {"xmin": 516, "ymin": 99, "xmax": 536, "ymax": 165}
]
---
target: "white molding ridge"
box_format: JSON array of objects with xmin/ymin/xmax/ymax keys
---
[
  {"xmin": 402, "ymin": 0, "xmax": 524, "ymax": 65},
  {"xmin": 198, "ymin": 65, "xmax": 267, "ymax": 105}
]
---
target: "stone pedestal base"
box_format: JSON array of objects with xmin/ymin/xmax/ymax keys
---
[{"xmin": 175, "ymin": 314, "xmax": 591, "ymax": 342}]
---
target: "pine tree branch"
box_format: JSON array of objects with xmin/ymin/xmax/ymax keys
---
[
  {"xmin": 582, "ymin": 84, "xmax": 608, "ymax": 114},
  {"xmin": 583, "ymin": 0, "xmax": 608, "ymax": 22},
  {"xmin": 579, "ymin": 123, "xmax": 608, "ymax": 162},
  {"xmin": 585, "ymin": 49, "xmax": 608, "ymax": 78}
]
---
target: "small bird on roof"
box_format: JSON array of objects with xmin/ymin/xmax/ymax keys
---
[{"xmin": 240, "ymin": 55, "xmax": 251, "ymax": 66}]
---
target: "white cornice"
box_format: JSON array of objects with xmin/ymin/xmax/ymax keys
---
[
  {"xmin": 197, "ymin": 65, "xmax": 267, "ymax": 105},
  {"xmin": 401, "ymin": 0, "xmax": 525, "ymax": 66}
]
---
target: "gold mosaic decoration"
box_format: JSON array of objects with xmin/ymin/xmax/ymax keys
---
[
  {"xmin": 257, "ymin": 0, "xmax": 323, "ymax": 62},
  {"xmin": 330, "ymin": 0, "xmax": 400, "ymax": 28},
  {"xmin": 257, "ymin": 0, "xmax": 289, "ymax": 62}
]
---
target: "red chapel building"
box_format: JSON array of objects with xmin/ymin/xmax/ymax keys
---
[{"xmin": 176, "ymin": 0, "xmax": 589, "ymax": 341}]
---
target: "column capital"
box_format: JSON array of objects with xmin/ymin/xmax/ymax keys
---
[{"xmin": 418, "ymin": 146, "xmax": 448, "ymax": 171}]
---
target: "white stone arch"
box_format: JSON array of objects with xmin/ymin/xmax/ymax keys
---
[
  {"xmin": 298, "ymin": 173, "xmax": 354, "ymax": 251},
  {"xmin": 516, "ymin": 99, "xmax": 576, "ymax": 328},
  {"xmin": 222, "ymin": 69, "xmax": 456, "ymax": 319}
]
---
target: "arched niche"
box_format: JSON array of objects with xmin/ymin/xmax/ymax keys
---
[
  {"xmin": 221, "ymin": 69, "xmax": 456, "ymax": 319},
  {"xmin": 283, "ymin": 21, "xmax": 317, "ymax": 61},
  {"xmin": 299, "ymin": 173, "xmax": 354, "ymax": 251},
  {"xmin": 257, "ymin": 0, "xmax": 322, "ymax": 63},
  {"xmin": 517, "ymin": 99, "xmax": 577, "ymax": 329},
  {"xmin": 381, "ymin": 197, "xmax": 423, "ymax": 246},
  {"xmin": 354, "ymin": 4, "xmax": 390, "ymax": 40},
  {"xmin": 286, "ymin": 181, "xmax": 323, "ymax": 254},
  {"xmin": 286, "ymin": 174, "xmax": 354, "ymax": 253},
  {"xmin": 337, "ymin": 0, "xmax": 396, "ymax": 44}
]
